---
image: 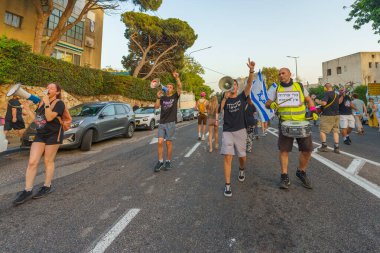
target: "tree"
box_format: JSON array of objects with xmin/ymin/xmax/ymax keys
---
[
  {"xmin": 121, "ymin": 12, "xmax": 197, "ymax": 79},
  {"xmin": 345, "ymin": 0, "xmax": 380, "ymax": 42},
  {"xmin": 33, "ymin": 0, "xmax": 162, "ymax": 55},
  {"xmin": 261, "ymin": 67, "xmax": 279, "ymax": 88},
  {"xmin": 308, "ymin": 85, "xmax": 325, "ymax": 99}
]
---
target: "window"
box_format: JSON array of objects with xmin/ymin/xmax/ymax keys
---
[
  {"xmin": 102, "ymin": 106, "xmax": 115, "ymax": 116},
  {"xmin": 327, "ymin": 69, "xmax": 331, "ymax": 76},
  {"xmin": 337, "ymin": 66, "xmax": 342, "ymax": 74},
  {"xmin": 74, "ymin": 54, "xmax": 81, "ymax": 65},
  {"xmin": 115, "ymin": 105, "xmax": 126, "ymax": 115},
  {"xmin": 369, "ymin": 62, "xmax": 372, "ymax": 68},
  {"xmin": 4, "ymin": 12, "xmax": 22, "ymax": 28},
  {"xmin": 376, "ymin": 62, "xmax": 378, "ymax": 68},
  {"xmin": 123, "ymin": 105, "xmax": 131, "ymax": 113},
  {"xmin": 44, "ymin": 8, "xmax": 84, "ymax": 46}
]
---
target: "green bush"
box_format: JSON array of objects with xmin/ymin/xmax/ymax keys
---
[
  {"xmin": 353, "ymin": 85, "xmax": 367, "ymax": 104},
  {"xmin": 0, "ymin": 36, "xmax": 156, "ymax": 101}
]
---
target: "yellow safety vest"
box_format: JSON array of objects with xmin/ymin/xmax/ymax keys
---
[{"xmin": 277, "ymin": 82, "xmax": 306, "ymax": 121}]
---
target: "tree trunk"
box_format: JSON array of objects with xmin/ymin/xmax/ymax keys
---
[{"xmin": 32, "ymin": 0, "xmax": 53, "ymax": 54}]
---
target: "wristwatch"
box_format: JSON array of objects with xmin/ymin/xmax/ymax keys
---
[{"xmin": 45, "ymin": 105, "xmax": 50, "ymax": 109}]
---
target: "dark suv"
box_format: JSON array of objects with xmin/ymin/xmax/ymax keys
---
[{"xmin": 21, "ymin": 102, "xmax": 135, "ymax": 151}]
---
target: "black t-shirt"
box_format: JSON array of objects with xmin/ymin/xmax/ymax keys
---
[
  {"xmin": 321, "ymin": 91, "xmax": 339, "ymax": 116},
  {"xmin": 160, "ymin": 92, "xmax": 180, "ymax": 124},
  {"xmin": 339, "ymin": 95, "xmax": 352, "ymax": 115},
  {"xmin": 245, "ymin": 103, "xmax": 257, "ymax": 126},
  {"xmin": 34, "ymin": 100, "xmax": 65, "ymax": 136},
  {"xmin": 223, "ymin": 92, "xmax": 248, "ymax": 132},
  {"xmin": 5, "ymin": 98, "xmax": 24, "ymax": 122}
]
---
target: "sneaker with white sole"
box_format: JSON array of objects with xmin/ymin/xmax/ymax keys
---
[
  {"xmin": 238, "ymin": 169, "xmax": 245, "ymax": 182},
  {"xmin": 224, "ymin": 184, "xmax": 232, "ymax": 197}
]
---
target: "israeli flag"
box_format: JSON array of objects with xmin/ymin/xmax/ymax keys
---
[{"xmin": 249, "ymin": 70, "xmax": 275, "ymax": 122}]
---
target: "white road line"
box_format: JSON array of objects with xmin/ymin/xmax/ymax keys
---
[
  {"xmin": 185, "ymin": 142, "xmax": 201, "ymax": 157},
  {"xmin": 346, "ymin": 158, "xmax": 365, "ymax": 175},
  {"xmin": 267, "ymin": 127, "xmax": 380, "ymax": 199},
  {"xmin": 88, "ymin": 208, "xmax": 140, "ymax": 253}
]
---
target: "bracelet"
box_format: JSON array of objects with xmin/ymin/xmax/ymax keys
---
[{"xmin": 250, "ymin": 70, "xmax": 254, "ymax": 73}]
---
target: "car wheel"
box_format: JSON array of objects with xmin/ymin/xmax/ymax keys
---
[
  {"xmin": 125, "ymin": 123, "xmax": 134, "ymax": 138},
  {"xmin": 80, "ymin": 129, "xmax": 93, "ymax": 151},
  {"xmin": 149, "ymin": 119, "xmax": 155, "ymax": 131}
]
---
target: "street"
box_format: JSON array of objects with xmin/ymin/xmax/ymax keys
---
[{"xmin": 0, "ymin": 120, "xmax": 379, "ymax": 253}]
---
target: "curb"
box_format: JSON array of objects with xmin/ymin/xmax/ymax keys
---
[{"xmin": 0, "ymin": 146, "xmax": 25, "ymax": 156}]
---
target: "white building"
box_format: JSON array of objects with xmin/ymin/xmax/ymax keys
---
[{"xmin": 320, "ymin": 52, "xmax": 380, "ymax": 86}]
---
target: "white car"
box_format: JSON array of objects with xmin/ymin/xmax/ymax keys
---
[{"xmin": 134, "ymin": 107, "xmax": 160, "ymax": 130}]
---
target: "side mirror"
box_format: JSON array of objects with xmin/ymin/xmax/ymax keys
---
[{"xmin": 99, "ymin": 113, "xmax": 105, "ymax": 119}]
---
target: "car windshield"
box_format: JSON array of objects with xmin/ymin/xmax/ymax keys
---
[
  {"xmin": 69, "ymin": 104, "xmax": 105, "ymax": 117},
  {"xmin": 181, "ymin": 109, "xmax": 190, "ymax": 113},
  {"xmin": 135, "ymin": 107, "xmax": 155, "ymax": 114}
]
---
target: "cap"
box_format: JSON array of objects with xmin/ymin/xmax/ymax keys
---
[{"xmin": 200, "ymin": 92, "xmax": 206, "ymax": 97}]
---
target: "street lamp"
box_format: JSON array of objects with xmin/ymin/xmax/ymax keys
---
[
  {"xmin": 287, "ymin": 56, "xmax": 299, "ymax": 81},
  {"xmin": 188, "ymin": 46, "xmax": 212, "ymax": 56}
]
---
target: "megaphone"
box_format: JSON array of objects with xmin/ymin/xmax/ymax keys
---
[
  {"xmin": 218, "ymin": 76, "xmax": 235, "ymax": 92},
  {"xmin": 150, "ymin": 78, "xmax": 168, "ymax": 93},
  {"xmin": 6, "ymin": 83, "xmax": 41, "ymax": 104}
]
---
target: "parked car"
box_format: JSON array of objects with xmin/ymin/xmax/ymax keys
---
[
  {"xmin": 181, "ymin": 108, "xmax": 195, "ymax": 121},
  {"xmin": 193, "ymin": 109, "xmax": 199, "ymax": 118},
  {"xmin": 135, "ymin": 107, "xmax": 160, "ymax": 130},
  {"xmin": 21, "ymin": 102, "xmax": 135, "ymax": 151},
  {"xmin": 177, "ymin": 110, "xmax": 183, "ymax": 123}
]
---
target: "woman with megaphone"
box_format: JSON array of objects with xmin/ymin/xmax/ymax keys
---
[{"xmin": 13, "ymin": 83, "xmax": 66, "ymax": 205}]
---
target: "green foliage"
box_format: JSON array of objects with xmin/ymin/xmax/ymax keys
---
[
  {"xmin": 121, "ymin": 12, "xmax": 197, "ymax": 78},
  {"xmin": 353, "ymin": 85, "xmax": 368, "ymax": 103},
  {"xmin": 0, "ymin": 36, "xmax": 156, "ymax": 101},
  {"xmin": 261, "ymin": 67, "xmax": 279, "ymax": 88},
  {"xmin": 308, "ymin": 85, "xmax": 325, "ymax": 99},
  {"xmin": 345, "ymin": 0, "xmax": 380, "ymax": 42},
  {"xmin": 131, "ymin": 0, "xmax": 163, "ymax": 11}
]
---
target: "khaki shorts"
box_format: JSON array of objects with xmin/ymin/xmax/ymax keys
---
[
  {"xmin": 220, "ymin": 128, "xmax": 247, "ymax": 157},
  {"xmin": 319, "ymin": 115, "xmax": 340, "ymax": 134}
]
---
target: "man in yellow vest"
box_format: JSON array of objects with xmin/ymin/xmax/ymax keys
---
[{"xmin": 265, "ymin": 68, "xmax": 318, "ymax": 190}]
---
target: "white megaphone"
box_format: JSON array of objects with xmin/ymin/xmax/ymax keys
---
[
  {"xmin": 6, "ymin": 83, "xmax": 41, "ymax": 104},
  {"xmin": 150, "ymin": 78, "xmax": 168, "ymax": 93}
]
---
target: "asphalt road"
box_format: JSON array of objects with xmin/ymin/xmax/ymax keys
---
[{"xmin": 0, "ymin": 120, "xmax": 379, "ymax": 253}]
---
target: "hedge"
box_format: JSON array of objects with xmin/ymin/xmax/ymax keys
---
[{"xmin": 0, "ymin": 36, "xmax": 156, "ymax": 101}]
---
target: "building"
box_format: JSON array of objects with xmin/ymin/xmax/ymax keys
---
[
  {"xmin": 0, "ymin": 0, "xmax": 103, "ymax": 69},
  {"xmin": 320, "ymin": 52, "xmax": 380, "ymax": 86}
]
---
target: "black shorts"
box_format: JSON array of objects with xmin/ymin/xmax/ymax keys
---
[
  {"xmin": 34, "ymin": 131, "xmax": 63, "ymax": 145},
  {"xmin": 198, "ymin": 113, "xmax": 207, "ymax": 125},
  {"xmin": 278, "ymin": 126, "xmax": 313, "ymax": 152},
  {"xmin": 4, "ymin": 120, "xmax": 25, "ymax": 131}
]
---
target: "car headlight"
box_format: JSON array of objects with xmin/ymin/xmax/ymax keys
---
[
  {"xmin": 142, "ymin": 117, "xmax": 148, "ymax": 121},
  {"xmin": 70, "ymin": 120, "xmax": 84, "ymax": 129}
]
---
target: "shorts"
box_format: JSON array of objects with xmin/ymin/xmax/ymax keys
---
[
  {"xmin": 34, "ymin": 131, "xmax": 63, "ymax": 145},
  {"xmin": 220, "ymin": 128, "xmax": 247, "ymax": 157},
  {"xmin": 340, "ymin": 115, "xmax": 355, "ymax": 129},
  {"xmin": 4, "ymin": 120, "xmax": 25, "ymax": 131},
  {"xmin": 198, "ymin": 114, "xmax": 207, "ymax": 125},
  {"xmin": 278, "ymin": 125, "xmax": 313, "ymax": 152},
  {"xmin": 319, "ymin": 115, "xmax": 340, "ymax": 134},
  {"xmin": 208, "ymin": 118, "xmax": 217, "ymax": 126},
  {"xmin": 158, "ymin": 122, "xmax": 176, "ymax": 141}
]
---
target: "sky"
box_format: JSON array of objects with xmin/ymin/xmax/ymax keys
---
[{"xmin": 101, "ymin": 0, "xmax": 380, "ymax": 92}]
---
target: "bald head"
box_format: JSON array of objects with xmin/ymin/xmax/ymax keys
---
[
  {"xmin": 279, "ymin": 68, "xmax": 292, "ymax": 83},
  {"xmin": 324, "ymin": 83, "xmax": 333, "ymax": 90}
]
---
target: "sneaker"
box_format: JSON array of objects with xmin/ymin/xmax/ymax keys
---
[
  {"xmin": 279, "ymin": 174, "xmax": 290, "ymax": 189},
  {"xmin": 198, "ymin": 136, "xmax": 201, "ymax": 141},
  {"xmin": 343, "ymin": 139, "xmax": 350, "ymax": 145},
  {"xmin": 318, "ymin": 145, "xmax": 328, "ymax": 152},
  {"xmin": 238, "ymin": 169, "xmax": 245, "ymax": 182},
  {"xmin": 224, "ymin": 184, "xmax": 232, "ymax": 197},
  {"xmin": 33, "ymin": 186, "xmax": 54, "ymax": 199},
  {"xmin": 334, "ymin": 147, "xmax": 340, "ymax": 154},
  {"xmin": 13, "ymin": 190, "xmax": 33, "ymax": 205},
  {"xmin": 347, "ymin": 136, "xmax": 352, "ymax": 143},
  {"xmin": 163, "ymin": 161, "xmax": 172, "ymax": 171},
  {"xmin": 154, "ymin": 161, "xmax": 164, "ymax": 172},
  {"xmin": 201, "ymin": 135, "xmax": 205, "ymax": 141},
  {"xmin": 296, "ymin": 170, "xmax": 312, "ymax": 189}
]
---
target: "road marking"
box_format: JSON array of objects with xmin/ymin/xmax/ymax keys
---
[
  {"xmin": 150, "ymin": 138, "xmax": 166, "ymax": 144},
  {"xmin": 185, "ymin": 142, "xmax": 201, "ymax": 157},
  {"xmin": 175, "ymin": 178, "xmax": 181, "ymax": 182},
  {"xmin": 267, "ymin": 127, "xmax": 380, "ymax": 199},
  {"xmin": 88, "ymin": 208, "xmax": 140, "ymax": 253}
]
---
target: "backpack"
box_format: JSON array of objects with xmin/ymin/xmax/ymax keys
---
[
  {"xmin": 199, "ymin": 100, "xmax": 206, "ymax": 114},
  {"xmin": 51, "ymin": 99, "xmax": 72, "ymax": 131}
]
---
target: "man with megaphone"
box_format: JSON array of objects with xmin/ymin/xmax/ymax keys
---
[{"xmin": 153, "ymin": 71, "xmax": 182, "ymax": 172}]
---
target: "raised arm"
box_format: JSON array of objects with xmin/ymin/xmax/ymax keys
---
[
  {"xmin": 244, "ymin": 58, "xmax": 255, "ymax": 97},
  {"xmin": 172, "ymin": 71, "xmax": 182, "ymax": 95}
]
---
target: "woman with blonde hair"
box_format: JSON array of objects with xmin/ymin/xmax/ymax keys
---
[{"xmin": 207, "ymin": 95, "xmax": 219, "ymax": 152}]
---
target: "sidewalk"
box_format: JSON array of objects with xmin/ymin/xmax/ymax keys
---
[{"xmin": 1, "ymin": 135, "xmax": 23, "ymax": 156}]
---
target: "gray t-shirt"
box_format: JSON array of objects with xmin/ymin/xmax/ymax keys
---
[{"xmin": 352, "ymin": 99, "xmax": 365, "ymax": 115}]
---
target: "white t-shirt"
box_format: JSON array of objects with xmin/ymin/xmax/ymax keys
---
[{"xmin": 267, "ymin": 83, "xmax": 309, "ymax": 101}]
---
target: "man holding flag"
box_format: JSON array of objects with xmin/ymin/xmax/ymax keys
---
[{"xmin": 264, "ymin": 68, "xmax": 318, "ymax": 190}]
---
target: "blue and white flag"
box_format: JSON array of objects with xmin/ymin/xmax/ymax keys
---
[{"xmin": 249, "ymin": 70, "xmax": 275, "ymax": 122}]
